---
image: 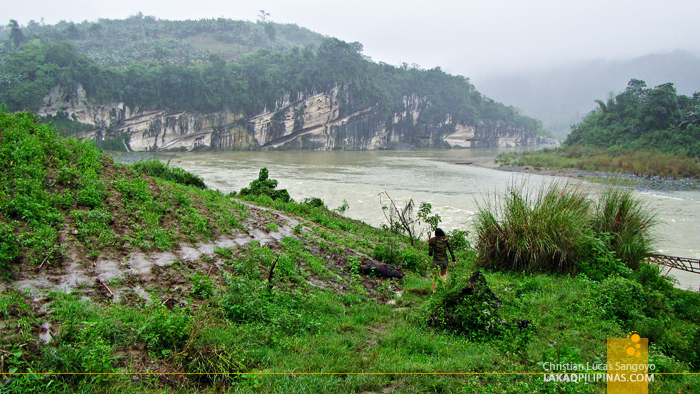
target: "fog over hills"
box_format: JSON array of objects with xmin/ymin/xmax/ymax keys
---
[{"xmin": 475, "ymin": 50, "xmax": 700, "ymax": 138}]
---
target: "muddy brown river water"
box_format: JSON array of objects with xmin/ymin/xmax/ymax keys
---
[{"xmin": 112, "ymin": 148, "xmax": 700, "ymax": 291}]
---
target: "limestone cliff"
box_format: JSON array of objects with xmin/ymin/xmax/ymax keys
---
[{"xmin": 40, "ymin": 85, "xmax": 542, "ymax": 152}]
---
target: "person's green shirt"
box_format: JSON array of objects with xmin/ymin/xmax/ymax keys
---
[{"xmin": 428, "ymin": 236, "xmax": 455, "ymax": 262}]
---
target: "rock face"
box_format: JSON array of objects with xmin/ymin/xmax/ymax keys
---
[{"xmin": 39, "ymin": 85, "xmax": 542, "ymax": 152}]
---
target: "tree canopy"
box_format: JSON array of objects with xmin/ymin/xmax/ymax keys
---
[
  {"xmin": 565, "ymin": 79, "xmax": 700, "ymax": 156},
  {"xmin": 0, "ymin": 18, "xmax": 542, "ymax": 135}
]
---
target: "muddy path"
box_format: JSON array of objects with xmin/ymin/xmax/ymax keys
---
[{"xmin": 1, "ymin": 201, "xmax": 303, "ymax": 302}]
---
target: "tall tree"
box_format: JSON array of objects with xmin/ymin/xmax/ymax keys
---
[{"xmin": 7, "ymin": 20, "xmax": 25, "ymax": 50}]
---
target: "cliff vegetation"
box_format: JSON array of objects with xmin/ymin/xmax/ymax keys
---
[{"xmin": 0, "ymin": 17, "xmax": 543, "ymax": 150}]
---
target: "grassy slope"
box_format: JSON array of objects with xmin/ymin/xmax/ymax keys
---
[{"xmin": 1, "ymin": 112, "xmax": 700, "ymax": 393}]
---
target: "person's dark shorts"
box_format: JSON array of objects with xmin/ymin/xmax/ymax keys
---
[{"xmin": 433, "ymin": 260, "xmax": 449, "ymax": 269}]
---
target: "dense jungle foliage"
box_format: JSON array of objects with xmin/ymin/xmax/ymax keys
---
[
  {"xmin": 0, "ymin": 16, "xmax": 542, "ymax": 135},
  {"xmin": 496, "ymin": 79, "xmax": 700, "ymax": 178},
  {"xmin": 565, "ymin": 79, "xmax": 700, "ymax": 156},
  {"xmin": 1, "ymin": 14, "xmax": 325, "ymax": 67}
]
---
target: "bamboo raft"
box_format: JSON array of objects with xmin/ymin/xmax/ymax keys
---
[{"xmin": 646, "ymin": 254, "xmax": 700, "ymax": 291}]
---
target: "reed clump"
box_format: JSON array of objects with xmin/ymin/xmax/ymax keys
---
[
  {"xmin": 498, "ymin": 147, "xmax": 700, "ymax": 178},
  {"xmin": 474, "ymin": 181, "xmax": 656, "ymax": 274},
  {"xmin": 591, "ymin": 188, "xmax": 657, "ymax": 270}
]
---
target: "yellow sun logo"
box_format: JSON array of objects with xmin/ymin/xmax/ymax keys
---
[{"xmin": 625, "ymin": 331, "xmax": 642, "ymax": 357}]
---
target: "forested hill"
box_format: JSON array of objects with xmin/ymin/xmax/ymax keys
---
[
  {"xmin": 477, "ymin": 50, "xmax": 700, "ymax": 139},
  {"xmin": 0, "ymin": 14, "xmax": 325, "ymax": 67},
  {"xmin": 565, "ymin": 79, "xmax": 700, "ymax": 156},
  {"xmin": 0, "ymin": 16, "xmax": 544, "ymax": 151}
]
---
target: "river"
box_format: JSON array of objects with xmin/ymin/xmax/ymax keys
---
[{"xmin": 112, "ymin": 148, "xmax": 700, "ymax": 291}]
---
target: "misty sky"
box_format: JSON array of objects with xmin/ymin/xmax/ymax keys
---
[{"xmin": 4, "ymin": 0, "xmax": 700, "ymax": 79}]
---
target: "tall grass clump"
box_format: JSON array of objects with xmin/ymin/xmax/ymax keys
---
[
  {"xmin": 591, "ymin": 188, "xmax": 656, "ymax": 269},
  {"xmin": 475, "ymin": 181, "xmax": 592, "ymax": 273},
  {"xmin": 474, "ymin": 181, "xmax": 656, "ymax": 274}
]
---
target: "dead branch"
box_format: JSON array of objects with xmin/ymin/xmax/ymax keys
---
[
  {"xmin": 380, "ymin": 191, "xmax": 417, "ymax": 245},
  {"xmin": 163, "ymin": 316, "xmax": 210, "ymax": 363},
  {"xmin": 37, "ymin": 254, "xmax": 50, "ymax": 270},
  {"xmin": 268, "ymin": 257, "xmax": 279, "ymax": 285},
  {"xmin": 100, "ymin": 281, "xmax": 113, "ymax": 296}
]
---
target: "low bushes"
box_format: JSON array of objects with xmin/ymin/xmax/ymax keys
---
[
  {"xmin": 0, "ymin": 110, "xmax": 107, "ymax": 269},
  {"xmin": 130, "ymin": 158, "xmax": 206, "ymax": 189},
  {"xmin": 239, "ymin": 167, "xmax": 290, "ymax": 202},
  {"xmin": 423, "ymin": 272, "xmax": 505, "ymax": 339},
  {"xmin": 373, "ymin": 242, "xmax": 429, "ymax": 273},
  {"xmin": 423, "ymin": 270, "xmax": 533, "ymax": 348}
]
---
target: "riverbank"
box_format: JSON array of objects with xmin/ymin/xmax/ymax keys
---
[
  {"xmin": 491, "ymin": 147, "xmax": 700, "ymax": 189},
  {"xmin": 474, "ymin": 158, "xmax": 700, "ymax": 192},
  {"xmin": 148, "ymin": 149, "xmax": 700, "ymax": 285}
]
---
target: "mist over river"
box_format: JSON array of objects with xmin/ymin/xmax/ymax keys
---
[{"xmin": 112, "ymin": 148, "xmax": 700, "ymax": 291}]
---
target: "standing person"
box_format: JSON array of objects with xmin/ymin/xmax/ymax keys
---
[{"xmin": 428, "ymin": 228, "xmax": 456, "ymax": 293}]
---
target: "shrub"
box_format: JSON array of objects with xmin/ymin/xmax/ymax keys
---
[
  {"xmin": 400, "ymin": 246, "xmax": 428, "ymax": 272},
  {"xmin": 0, "ymin": 221, "xmax": 20, "ymax": 269},
  {"xmin": 113, "ymin": 178, "xmax": 152, "ymax": 203},
  {"xmin": 190, "ymin": 273, "xmax": 215, "ymax": 300},
  {"xmin": 575, "ymin": 231, "xmax": 630, "ymax": 281},
  {"xmin": 239, "ymin": 167, "xmax": 290, "ymax": 202},
  {"xmin": 220, "ymin": 275, "xmax": 320, "ymax": 334},
  {"xmin": 595, "ymin": 276, "xmax": 647, "ymax": 324},
  {"xmin": 71, "ymin": 209, "xmax": 114, "ymax": 247},
  {"xmin": 302, "ymin": 197, "xmax": 325, "ymax": 208},
  {"xmin": 372, "ymin": 241, "xmax": 430, "ymax": 274},
  {"xmin": 43, "ymin": 337, "xmax": 117, "ymax": 382},
  {"xmin": 669, "ymin": 289, "xmax": 700, "ymax": 322},
  {"xmin": 0, "ymin": 111, "xmax": 111, "ymax": 269},
  {"xmin": 372, "ymin": 241, "xmax": 401, "ymax": 266},
  {"xmin": 633, "ymin": 263, "xmax": 676, "ymax": 293},
  {"xmin": 231, "ymin": 241, "xmax": 276, "ymax": 279},
  {"xmin": 447, "ymin": 229, "xmax": 471, "ymax": 251},
  {"xmin": 652, "ymin": 325, "xmax": 700, "ymax": 372},
  {"xmin": 137, "ymin": 305, "xmax": 191, "ymax": 357},
  {"xmin": 423, "ymin": 272, "xmax": 504, "ymax": 340},
  {"xmin": 333, "ymin": 199, "xmax": 350, "ymax": 214},
  {"xmin": 130, "ymin": 158, "xmax": 206, "ymax": 189}
]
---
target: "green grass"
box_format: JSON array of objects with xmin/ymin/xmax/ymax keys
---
[
  {"xmin": 0, "ymin": 111, "xmax": 249, "ymax": 274},
  {"xmin": 130, "ymin": 158, "xmax": 206, "ymax": 189},
  {"xmin": 2, "ymin": 111, "xmax": 700, "ymax": 393},
  {"xmin": 592, "ymin": 188, "xmax": 657, "ymax": 269},
  {"xmin": 4, "ymin": 241, "xmax": 700, "ymax": 393}
]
